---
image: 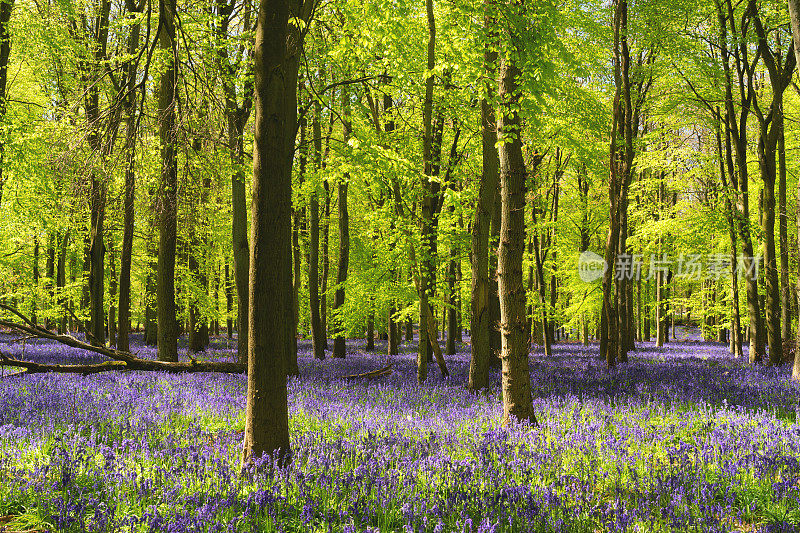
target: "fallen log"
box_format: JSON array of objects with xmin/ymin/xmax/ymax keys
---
[
  {"xmin": 0, "ymin": 304, "xmax": 246, "ymax": 375},
  {"xmin": 342, "ymin": 363, "xmax": 393, "ymax": 380}
]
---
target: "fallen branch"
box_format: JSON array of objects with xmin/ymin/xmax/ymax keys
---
[
  {"xmin": 342, "ymin": 363, "xmax": 393, "ymax": 380},
  {"xmin": 0, "ymin": 354, "xmax": 127, "ymax": 375},
  {"xmin": 0, "ymin": 304, "xmax": 246, "ymax": 375}
]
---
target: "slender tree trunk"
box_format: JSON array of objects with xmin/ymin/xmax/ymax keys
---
[
  {"xmin": 230, "ymin": 126, "xmax": 250, "ymax": 363},
  {"xmin": 225, "ymin": 262, "xmax": 233, "ymax": 338},
  {"xmin": 213, "ymin": 263, "xmax": 220, "ymax": 336},
  {"xmin": 468, "ymin": 20, "xmax": 499, "ymax": 390},
  {"xmin": 719, "ymin": 0, "xmax": 764, "ymax": 363},
  {"xmin": 643, "ymin": 277, "xmax": 650, "ymax": 341},
  {"xmin": 530, "ymin": 207, "xmax": 551, "ymax": 356},
  {"xmin": 760, "ymin": 169, "xmax": 782, "ymax": 364},
  {"xmin": 108, "ymin": 234, "xmax": 117, "ymax": 347},
  {"xmin": 84, "ymin": 0, "xmax": 111, "ymax": 348},
  {"xmin": 636, "ymin": 273, "xmax": 642, "ymax": 341},
  {"xmin": 308, "ymin": 100, "xmax": 325, "ymax": 359},
  {"xmin": 0, "ymin": 0, "xmax": 14, "ymax": 211},
  {"xmin": 778, "ymin": 109, "xmax": 791, "ymax": 343},
  {"xmin": 418, "ymin": 0, "xmax": 437, "ymax": 382},
  {"xmin": 156, "ymin": 0, "xmax": 179, "ymax": 362},
  {"xmin": 216, "ymin": 0, "xmax": 254, "ymax": 365},
  {"xmin": 321, "ymin": 182, "xmax": 330, "ymax": 348},
  {"xmin": 388, "ymin": 306, "xmax": 399, "ymax": 355},
  {"xmin": 366, "ymin": 309, "xmax": 375, "ymax": 351},
  {"xmin": 497, "ymin": 50, "xmax": 536, "ymax": 426},
  {"xmin": 717, "ymin": 111, "xmax": 743, "ymax": 358},
  {"xmin": 291, "ymin": 114, "xmax": 306, "ymax": 370},
  {"xmin": 45, "ymin": 233, "xmax": 55, "ymax": 330},
  {"xmin": 32, "ymin": 235, "xmax": 39, "ymax": 325},
  {"xmin": 57, "ymin": 231, "xmax": 68, "ymax": 334},
  {"xmin": 188, "ymin": 134, "xmax": 211, "ymax": 354},
  {"xmin": 750, "ymin": 7, "xmax": 792, "ymax": 364},
  {"xmin": 242, "ymin": 0, "xmax": 294, "ymax": 468},
  {"xmin": 117, "ymin": 0, "xmax": 142, "ymax": 354},
  {"xmin": 488, "ymin": 190, "xmax": 501, "ymax": 366},
  {"xmin": 446, "ymin": 252, "xmax": 457, "ymax": 356},
  {"xmin": 88, "ymin": 180, "xmax": 106, "ymax": 347},
  {"xmin": 788, "ymin": 0, "xmax": 800, "ymax": 379},
  {"xmin": 143, "ymin": 236, "xmax": 158, "ymax": 346},
  {"xmin": 332, "ymin": 92, "xmax": 350, "ymax": 359}
]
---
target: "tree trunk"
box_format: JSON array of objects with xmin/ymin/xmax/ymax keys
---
[
  {"xmin": 32, "ymin": 235, "xmax": 39, "ymax": 325},
  {"xmin": 44, "ymin": 233, "xmax": 55, "ymax": 331},
  {"xmin": 188, "ymin": 131, "xmax": 211, "ymax": 354},
  {"xmin": 332, "ymin": 92, "xmax": 350, "ymax": 359},
  {"xmin": 107, "ymin": 234, "xmax": 117, "ymax": 347},
  {"xmin": 778, "ymin": 109, "xmax": 791, "ymax": 343},
  {"xmin": 530, "ymin": 178, "xmax": 552, "ymax": 357},
  {"xmin": 418, "ymin": 0, "xmax": 438, "ymax": 383},
  {"xmin": 788, "ymin": 0, "xmax": 800, "ymax": 380},
  {"xmin": 388, "ymin": 306, "xmax": 399, "ymax": 355},
  {"xmin": 0, "ymin": 0, "xmax": 14, "ymax": 210},
  {"xmin": 88, "ymin": 179, "xmax": 106, "ymax": 347},
  {"xmin": 117, "ymin": 0, "xmax": 142, "ymax": 354},
  {"xmin": 143, "ymin": 237, "xmax": 158, "ymax": 346},
  {"xmin": 216, "ymin": 0, "xmax": 254, "ymax": 366},
  {"xmin": 156, "ymin": 0, "xmax": 179, "ymax": 363},
  {"xmin": 446, "ymin": 253, "xmax": 457, "ymax": 356},
  {"xmin": 321, "ymin": 182, "xmax": 330, "ymax": 349},
  {"xmin": 291, "ymin": 113, "xmax": 305, "ymax": 372},
  {"xmin": 488, "ymin": 189, "xmax": 501, "ymax": 366},
  {"xmin": 56, "ymin": 231, "xmax": 69, "ymax": 334},
  {"xmin": 230, "ymin": 124, "xmax": 250, "ymax": 364},
  {"xmin": 751, "ymin": 6, "xmax": 793, "ymax": 364},
  {"xmin": 468, "ymin": 24, "xmax": 500, "ymax": 390},
  {"xmin": 719, "ymin": 0, "xmax": 764, "ymax": 363},
  {"xmin": 366, "ymin": 309, "xmax": 375, "ymax": 351},
  {"xmin": 242, "ymin": 0, "xmax": 294, "ymax": 468},
  {"xmin": 497, "ymin": 51, "xmax": 536, "ymax": 426},
  {"xmin": 84, "ymin": 0, "xmax": 111, "ymax": 348},
  {"xmin": 225, "ymin": 262, "xmax": 233, "ymax": 338},
  {"xmin": 309, "ymin": 100, "xmax": 325, "ymax": 359}
]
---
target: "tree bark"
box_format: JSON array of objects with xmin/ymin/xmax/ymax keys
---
[
  {"xmin": 321, "ymin": 181, "xmax": 330, "ymax": 348},
  {"xmin": 0, "ymin": 0, "xmax": 14, "ymax": 210},
  {"xmin": 309, "ymin": 99, "xmax": 325, "ymax": 359},
  {"xmin": 107, "ymin": 234, "xmax": 117, "ymax": 347},
  {"xmin": 717, "ymin": 111, "xmax": 743, "ymax": 358},
  {"xmin": 32, "ymin": 235, "xmax": 39, "ymax": 325},
  {"xmin": 418, "ymin": 0, "xmax": 438, "ymax": 382},
  {"xmin": 388, "ymin": 306, "xmax": 398, "ymax": 355},
  {"xmin": 143, "ymin": 236, "xmax": 158, "ymax": 346},
  {"xmin": 467, "ymin": 18, "xmax": 500, "ymax": 391},
  {"xmin": 225, "ymin": 262, "xmax": 233, "ymax": 338},
  {"xmin": 719, "ymin": 0, "xmax": 764, "ymax": 363},
  {"xmin": 366, "ymin": 309, "xmax": 375, "ymax": 350},
  {"xmin": 788, "ymin": 0, "xmax": 800, "ymax": 379},
  {"xmin": 468, "ymin": 21, "xmax": 500, "ymax": 387},
  {"xmin": 242, "ymin": 0, "xmax": 294, "ymax": 468},
  {"xmin": 751, "ymin": 5, "xmax": 793, "ymax": 364},
  {"xmin": 44, "ymin": 233, "xmax": 55, "ymax": 330},
  {"xmin": 497, "ymin": 51, "xmax": 536, "ymax": 426},
  {"xmin": 56, "ymin": 231, "xmax": 69, "ymax": 334},
  {"xmin": 188, "ymin": 132, "xmax": 211, "ymax": 354},
  {"xmin": 291, "ymin": 112, "xmax": 306, "ymax": 371},
  {"xmin": 332, "ymin": 91, "xmax": 350, "ymax": 359},
  {"xmin": 117, "ymin": 0, "xmax": 143, "ymax": 354},
  {"xmin": 156, "ymin": 0, "xmax": 179, "ymax": 363}
]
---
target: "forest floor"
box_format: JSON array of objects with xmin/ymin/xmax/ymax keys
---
[{"xmin": 0, "ymin": 330, "xmax": 798, "ymax": 532}]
